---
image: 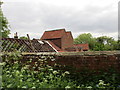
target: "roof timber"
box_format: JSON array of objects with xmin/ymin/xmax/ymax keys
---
[{"xmin": 1, "ymin": 38, "xmax": 56, "ymax": 52}]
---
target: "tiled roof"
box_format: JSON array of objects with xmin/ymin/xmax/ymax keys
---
[
  {"xmin": 74, "ymin": 44, "xmax": 89, "ymax": 50},
  {"xmin": 66, "ymin": 32, "xmax": 71, "ymax": 36},
  {"xmin": 40, "ymin": 29, "xmax": 66, "ymax": 40},
  {"xmin": 40, "ymin": 29, "xmax": 89, "ymax": 52},
  {"xmin": 1, "ymin": 38, "xmax": 56, "ymax": 52},
  {"xmin": 66, "ymin": 31, "xmax": 71, "ymax": 35},
  {"xmin": 66, "ymin": 31, "xmax": 73, "ymax": 39}
]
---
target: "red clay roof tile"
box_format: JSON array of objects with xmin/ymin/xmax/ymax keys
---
[
  {"xmin": 74, "ymin": 44, "xmax": 89, "ymax": 50},
  {"xmin": 41, "ymin": 29, "xmax": 66, "ymax": 40}
]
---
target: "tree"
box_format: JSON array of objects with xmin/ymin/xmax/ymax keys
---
[
  {"xmin": 74, "ymin": 33, "xmax": 96, "ymax": 50},
  {"xmin": 116, "ymin": 40, "xmax": 120, "ymax": 50},
  {"xmin": 94, "ymin": 36, "xmax": 117, "ymax": 51},
  {"xmin": 19, "ymin": 36, "xmax": 28, "ymax": 40},
  {"xmin": 0, "ymin": 1, "xmax": 10, "ymax": 38},
  {"xmin": 74, "ymin": 33, "xmax": 119, "ymax": 51}
]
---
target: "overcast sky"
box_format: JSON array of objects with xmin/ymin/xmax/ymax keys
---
[{"xmin": 2, "ymin": 0, "xmax": 119, "ymax": 40}]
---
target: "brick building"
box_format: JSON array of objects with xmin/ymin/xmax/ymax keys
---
[{"xmin": 40, "ymin": 29, "xmax": 89, "ymax": 52}]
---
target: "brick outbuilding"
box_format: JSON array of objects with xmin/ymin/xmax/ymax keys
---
[{"xmin": 40, "ymin": 29, "xmax": 89, "ymax": 52}]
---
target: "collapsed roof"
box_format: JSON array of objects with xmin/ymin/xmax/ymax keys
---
[{"xmin": 1, "ymin": 38, "xmax": 56, "ymax": 52}]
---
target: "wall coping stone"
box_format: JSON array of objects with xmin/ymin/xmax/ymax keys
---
[{"xmin": 21, "ymin": 51, "xmax": 120, "ymax": 56}]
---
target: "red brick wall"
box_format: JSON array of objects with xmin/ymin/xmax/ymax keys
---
[
  {"xmin": 61, "ymin": 32, "xmax": 74, "ymax": 50},
  {"xmin": 48, "ymin": 38, "xmax": 61, "ymax": 49},
  {"xmin": 51, "ymin": 54, "xmax": 120, "ymax": 72},
  {"xmin": 22, "ymin": 53, "xmax": 120, "ymax": 72}
]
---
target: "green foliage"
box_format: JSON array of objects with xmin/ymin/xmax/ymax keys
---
[
  {"xmin": 2, "ymin": 52, "xmax": 77, "ymax": 88},
  {"xmin": 0, "ymin": 1, "xmax": 10, "ymax": 38},
  {"xmin": 116, "ymin": 41, "xmax": 120, "ymax": 50},
  {"xmin": 19, "ymin": 36, "xmax": 28, "ymax": 40},
  {"xmin": 66, "ymin": 67, "xmax": 120, "ymax": 88},
  {"xmin": 93, "ymin": 43, "xmax": 105, "ymax": 51},
  {"xmin": 74, "ymin": 33, "xmax": 119, "ymax": 51},
  {"xmin": 94, "ymin": 36, "xmax": 118, "ymax": 51},
  {"xmin": 74, "ymin": 33, "xmax": 96, "ymax": 50},
  {"xmin": 1, "ymin": 52, "xmax": 120, "ymax": 89}
]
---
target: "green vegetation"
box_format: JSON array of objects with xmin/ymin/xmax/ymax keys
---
[
  {"xmin": 19, "ymin": 36, "xmax": 28, "ymax": 40},
  {"xmin": 74, "ymin": 33, "xmax": 120, "ymax": 51},
  {"xmin": 1, "ymin": 52, "xmax": 120, "ymax": 89},
  {"xmin": 2, "ymin": 52, "xmax": 77, "ymax": 88},
  {"xmin": 74, "ymin": 33, "xmax": 96, "ymax": 50},
  {"xmin": 0, "ymin": 1, "xmax": 10, "ymax": 38}
]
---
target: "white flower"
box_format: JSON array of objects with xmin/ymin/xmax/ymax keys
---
[
  {"xmin": 30, "ymin": 58, "xmax": 32, "ymax": 61},
  {"xmin": 14, "ymin": 61, "xmax": 18, "ymax": 64},
  {"xmin": 77, "ymin": 85, "xmax": 81, "ymax": 88},
  {"xmin": 16, "ymin": 70, "xmax": 20, "ymax": 75},
  {"xmin": 54, "ymin": 63, "xmax": 57, "ymax": 66},
  {"xmin": 41, "ymin": 56, "xmax": 46, "ymax": 59},
  {"xmin": 21, "ymin": 69, "xmax": 25, "ymax": 72},
  {"xmin": 32, "ymin": 87, "xmax": 36, "ymax": 88},
  {"xmin": 0, "ymin": 62, "xmax": 6, "ymax": 66},
  {"xmin": 51, "ymin": 58, "xmax": 55, "ymax": 61},
  {"xmin": 53, "ymin": 71, "xmax": 58, "ymax": 74},
  {"xmin": 64, "ymin": 71, "xmax": 70, "ymax": 74},
  {"xmin": 36, "ymin": 80, "xmax": 39, "ymax": 82},
  {"xmin": 87, "ymin": 86, "xmax": 92, "ymax": 88},
  {"xmin": 7, "ymin": 84, "xmax": 12, "ymax": 88},
  {"xmin": 44, "ymin": 79, "xmax": 48, "ymax": 82},
  {"xmin": 41, "ymin": 59, "xmax": 44, "ymax": 62},
  {"xmin": 22, "ymin": 86, "xmax": 27, "ymax": 88},
  {"xmin": 27, "ymin": 79, "xmax": 31, "ymax": 82},
  {"xmin": 38, "ymin": 67, "xmax": 41, "ymax": 70},
  {"xmin": 6, "ymin": 71, "xmax": 10, "ymax": 73},
  {"xmin": 20, "ymin": 74, "xmax": 23, "ymax": 77},
  {"xmin": 23, "ymin": 65, "xmax": 29, "ymax": 69},
  {"xmin": 49, "ymin": 68, "xmax": 53, "ymax": 71},
  {"xmin": 26, "ymin": 65, "xmax": 30, "ymax": 67},
  {"xmin": 9, "ymin": 75, "xmax": 12, "ymax": 77},
  {"xmin": 46, "ymin": 65, "xmax": 52, "ymax": 68},
  {"xmin": 99, "ymin": 80, "xmax": 104, "ymax": 85},
  {"xmin": 65, "ymin": 86, "xmax": 71, "ymax": 88},
  {"xmin": 34, "ymin": 71, "xmax": 38, "ymax": 73},
  {"xmin": 20, "ymin": 79, "xmax": 23, "ymax": 82},
  {"xmin": 28, "ymin": 74, "xmax": 31, "ymax": 77},
  {"xmin": 33, "ymin": 67, "xmax": 36, "ymax": 69},
  {"xmin": 99, "ymin": 80, "xmax": 103, "ymax": 82}
]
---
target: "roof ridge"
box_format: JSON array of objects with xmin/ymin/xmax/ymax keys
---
[
  {"xmin": 45, "ymin": 28, "xmax": 65, "ymax": 32},
  {"xmin": 66, "ymin": 31, "xmax": 71, "ymax": 32}
]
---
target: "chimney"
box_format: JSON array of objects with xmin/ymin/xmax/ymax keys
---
[{"xmin": 14, "ymin": 32, "xmax": 18, "ymax": 38}]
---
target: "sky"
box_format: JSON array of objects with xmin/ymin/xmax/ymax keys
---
[{"xmin": 2, "ymin": 0, "xmax": 119, "ymax": 40}]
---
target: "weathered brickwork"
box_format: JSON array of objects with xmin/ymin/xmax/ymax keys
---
[
  {"xmin": 48, "ymin": 38, "xmax": 61, "ymax": 48},
  {"xmin": 52, "ymin": 54, "xmax": 120, "ymax": 71},
  {"xmin": 61, "ymin": 32, "xmax": 74, "ymax": 50},
  {"xmin": 40, "ymin": 29, "xmax": 76, "ymax": 51},
  {"xmin": 22, "ymin": 52, "xmax": 120, "ymax": 72}
]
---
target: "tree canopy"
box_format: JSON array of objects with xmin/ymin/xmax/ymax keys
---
[
  {"xmin": 74, "ymin": 33, "xmax": 96, "ymax": 50},
  {"xmin": 74, "ymin": 33, "xmax": 120, "ymax": 51},
  {"xmin": 19, "ymin": 36, "xmax": 28, "ymax": 40},
  {"xmin": 94, "ymin": 36, "xmax": 118, "ymax": 51},
  {"xmin": 0, "ymin": 1, "xmax": 10, "ymax": 38}
]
